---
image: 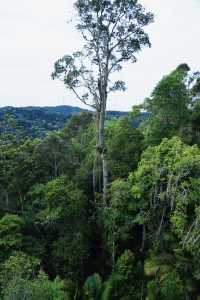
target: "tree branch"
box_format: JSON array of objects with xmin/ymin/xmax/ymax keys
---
[{"xmin": 71, "ymin": 87, "xmax": 96, "ymax": 110}]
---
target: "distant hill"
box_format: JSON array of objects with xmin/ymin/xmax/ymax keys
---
[{"xmin": 0, "ymin": 105, "xmax": 128, "ymax": 138}]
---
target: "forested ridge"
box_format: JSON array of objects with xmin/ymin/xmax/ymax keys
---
[
  {"xmin": 1, "ymin": 63, "xmax": 200, "ymax": 299},
  {"xmin": 0, "ymin": 106, "xmax": 127, "ymax": 139}
]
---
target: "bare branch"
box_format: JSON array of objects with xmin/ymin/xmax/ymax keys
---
[{"xmin": 71, "ymin": 87, "xmax": 96, "ymax": 110}]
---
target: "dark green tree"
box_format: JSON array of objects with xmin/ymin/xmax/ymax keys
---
[
  {"xmin": 0, "ymin": 214, "xmax": 24, "ymax": 261},
  {"xmin": 103, "ymin": 250, "xmax": 143, "ymax": 300},
  {"xmin": 103, "ymin": 179, "xmax": 134, "ymax": 268},
  {"xmin": 34, "ymin": 132, "xmax": 70, "ymax": 179},
  {"xmin": 143, "ymin": 64, "xmax": 191, "ymax": 145},
  {"xmin": 106, "ymin": 117, "xmax": 143, "ymax": 179},
  {"xmin": 32, "ymin": 176, "xmax": 89, "ymax": 283}
]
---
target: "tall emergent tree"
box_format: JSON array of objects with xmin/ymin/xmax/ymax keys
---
[{"xmin": 52, "ymin": 0, "xmax": 154, "ymax": 203}]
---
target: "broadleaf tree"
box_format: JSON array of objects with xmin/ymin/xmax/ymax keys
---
[{"xmin": 52, "ymin": 0, "xmax": 154, "ymax": 204}]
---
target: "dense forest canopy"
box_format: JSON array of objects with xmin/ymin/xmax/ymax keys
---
[
  {"xmin": 1, "ymin": 62, "xmax": 200, "ymax": 299},
  {"xmin": 1, "ymin": 1, "xmax": 200, "ymax": 300}
]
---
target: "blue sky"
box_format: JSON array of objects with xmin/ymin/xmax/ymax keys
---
[{"xmin": 0, "ymin": 0, "xmax": 200, "ymax": 111}]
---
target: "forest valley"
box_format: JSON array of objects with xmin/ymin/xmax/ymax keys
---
[{"xmin": 0, "ymin": 63, "xmax": 200, "ymax": 299}]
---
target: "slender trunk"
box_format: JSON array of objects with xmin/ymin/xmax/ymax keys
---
[
  {"xmin": 99, "ymin": 108, "xmax": 108, "ymax": 205},
  {"xmin": 98, "ymin": 90, "xmax": 108, "ymax": 205},
  {"xmin": 156, "ymin": 206, "xmax": 165, "ymax": 244},
  {"xmin": 96, "ymin": 111, "xmax": 101, "ymax": 195},
  {"xmin": 93, "ymin": 113, "xmax": 98, "ymax": 200},
  {"xmin": 182, "ymin": 219, "xmax": 197, "ymax": 248},
  {"xmin": 98, "ymin": 106, "xmax": 104, "ymax": 150},
  {"xmin": 140, "ymin": 224, "xmax": 146, "ymax": 252},
  {"xmin": 102, "ymin": 151, "xmax": 108, "ymax": 205},
  {"xmin": 140, "ymin": 279, "xmax": 144, "ymax": 300},
  {"xmin": 93, "ymin": 157, "xmax": 96, "ymax": 200},
  {"xmin": 95, "ymin": 75, "xmax": 108, "ymax": 204},
  {"xmin": 112, "ymin": 238, "xmax": 115, "ymax": 270},
  {"xmin": 74, "ymin": 287, "xmax": 78, "ymax": 300}
]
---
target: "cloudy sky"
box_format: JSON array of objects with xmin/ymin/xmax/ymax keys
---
[{"xmin": 0, "ymin": 0, "xmax": 200, "ymax": 111}]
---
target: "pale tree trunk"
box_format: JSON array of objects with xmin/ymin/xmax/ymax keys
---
[
  {"xmin": 93, "ymin": 157, "xmax": 96, "ymax": 200},
  {"xmin": 102, "ymin": 152, "xmax": 108, "ymax": 205},
  {"xmin": 140, "ymin": 279, "xmax": 144, "ymax": 300},
  {"xmin": 92, "ymin": 75, "xmax": 109, "ymax": 205},
  {"xmin": 93, "ymin": 110, "xmax": 100, "ymax": 200},
  {"xmin": 112, "ymin": 238, "xmax": 115, "ymax": 270},
  {"xmin": 96, "ymin": 87, "xmax": 108, "ymax": 206},
  {"xmin": 140, "ymin": 224, "xmax": 146, "ymax": 252}
]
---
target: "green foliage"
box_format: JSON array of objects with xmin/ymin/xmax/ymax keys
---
[
  {"xmin": 34, "ymin": 132, "xmax": 70, "ymax": 178},
  {"xmin": 2, "ymin": 63, "xmax": 200, "ymax": 299},
  {"xmin": 103, "ymin": 179, "xmax": 134, "ymax": 265},
  {"xmin": 129, "ymin": 137, "xmax": 200, "ymax": 248},
  {"xmin": 147, "ymin": 273, "xmax": 185, "ymax": 300},
  {"xmin": 33, "ymin": 176, "xmax": 89, "ymax": 281},
  {"xmin": 0, "ymin": 252, "xmax": 40, "ymax": 291},
  {"xmin": 106, "ymin": 117, "xmax": 143, "ymax": 178},
  {"xmin": 3, "ymin": 271, "xmax": 68, "ymax": 300},
  {"xmin": 0, "ymin": 214, "xmax": 24, "ymax": 257},
  {"xmin": 84, "ymin": 273, "xmax": 103, "ymax": 300},
  {"xmin": 143, "ymin": 64, "xmax": 191, "ymax": 145},
  {"xmin": 160, "ymin": 273, "xmax": 185, "ymax": 300},
  {"xmin": 104, "ymin": 250, "xmax": 143, "ymax": 300},
  {"xmin": 0, "ymin": 106, "xmax": 81, "ymax": 139},
  {"xmin": 52, "ymin": 0, "xmax": 153, "ymax": 107}
]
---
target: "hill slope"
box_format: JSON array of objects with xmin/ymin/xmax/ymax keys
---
[{"xmin": 0, "ymin": 105, "xmax": 128, "ymax": 138}]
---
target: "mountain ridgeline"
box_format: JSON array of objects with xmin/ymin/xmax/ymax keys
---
[{"xmin": 0, "ymin": 105, "xmax": 128, "ymax": 138}]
